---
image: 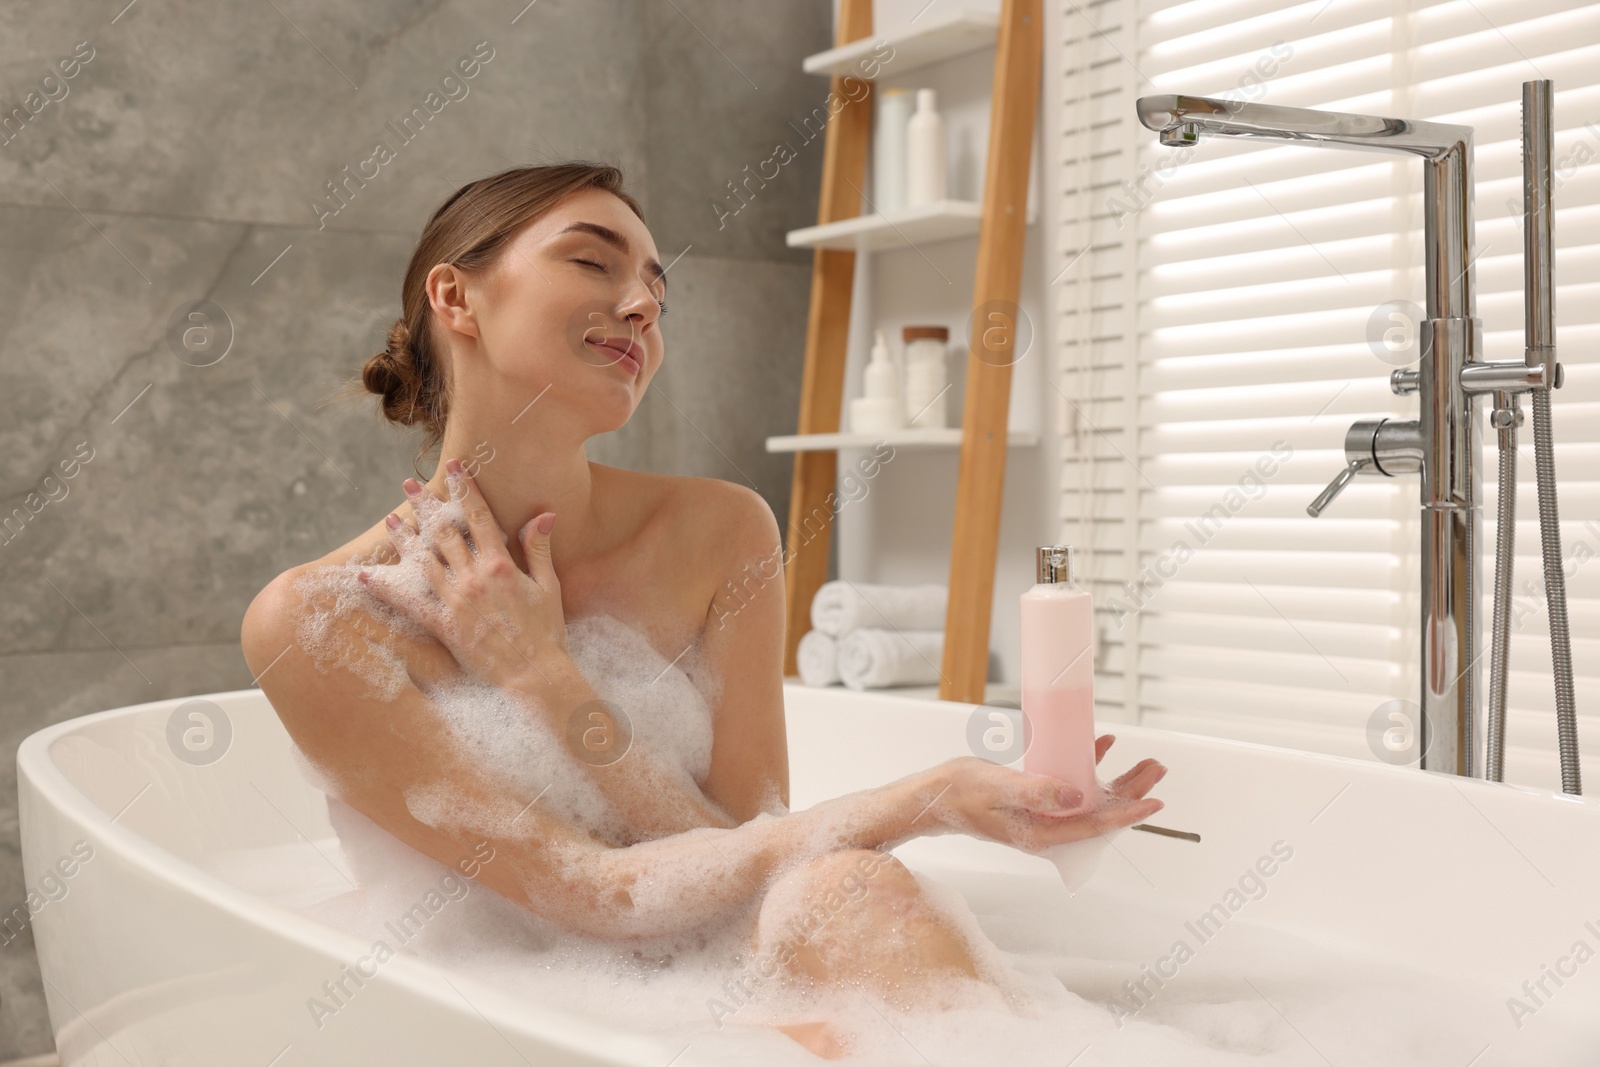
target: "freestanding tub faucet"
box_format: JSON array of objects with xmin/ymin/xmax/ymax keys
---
[{"xmin": 1135, "ymin": 85, "xmax": 1580, "ymax": 789}]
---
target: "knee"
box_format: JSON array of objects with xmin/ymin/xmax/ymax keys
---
[
  {"xmin": 813, "ymin": 848, "xmax": 905, "ymax": 879},
  {"xmin": 753, "ymin": 850, "xmax": 968, "ymax": 988},
  {"xmin": 758, "ymin": 849, "xmax": 917, "ymax": 942},
  {"xmin": 781, "ymin": 849, "xmax": 913, "ymax": 901}
]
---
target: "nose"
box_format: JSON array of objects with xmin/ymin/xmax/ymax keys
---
[{"xmin": 616, "ymin": 270, "xmax": 661, "ymax": 329}]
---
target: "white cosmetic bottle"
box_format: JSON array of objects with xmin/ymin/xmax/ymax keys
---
[
  {"xmin": 906, "ymin": 88, "xmax": 947, "ymax": 206},
  {"xmin": 849, "ymin": 330, "xmax": 904, "ymax": 434},
  {"xmin": 874, "ymin": 88, "xmax": 913, "ymax": 214},
  {"xmin": 1021, "ymin": 545, "xmax": 1118, "ymax": 892}
]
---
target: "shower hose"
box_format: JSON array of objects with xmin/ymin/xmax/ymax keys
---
[{"xmin": 1485, "ymin": 384, "xmax": 1582, "ymax": 793}]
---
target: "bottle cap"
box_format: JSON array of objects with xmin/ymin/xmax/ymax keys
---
[
  {"xmin": 903, "ymin": 325, "xmax": 949, "ymax": 343},
  {"xmin": 1036, "ymin": 545, "xmax": 1076, "ymax": 584}
]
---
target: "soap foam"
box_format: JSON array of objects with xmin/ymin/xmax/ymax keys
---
[
  {"xmin": 288, "ymin": 491, "xmax": 723, "ymax": 843},
  {"xmin": 236, "ymin": 783, "xmax": 1520, "ymax": 1067},
  {"xmin": 404, "ymin": 674, "xmax": 629, "ymax": 844},
  {"xmin": 1039, "ymin": 783, "xmax": 1138, "ymax": 893},
  {"xmin": 389, "ymin": 610, "xmax": 723, "ymax": 850},
  {"xmin": 260, "ymin": 578, "xmax": 1547, "ymax": 1064},
  {"xmin": 289, "ymin": 483, "xmax": 478, "ymax": 701},
  {"xmin": 290, "ymin": 547, "xmax": 432, "ymax": 703}
]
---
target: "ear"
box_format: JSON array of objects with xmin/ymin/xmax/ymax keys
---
[{"xmin": 424, "ymin": 262, "xmax": 480, "ymax": 341}]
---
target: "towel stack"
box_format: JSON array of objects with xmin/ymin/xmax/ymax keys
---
[{"xmin": 798, "ymin": 581, "xmax": 948, "ymax": 691}]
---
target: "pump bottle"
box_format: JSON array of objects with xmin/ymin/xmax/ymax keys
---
[{"xmin": 1021, "ymin": 545, "xmax": 1097, "ymax": 800}]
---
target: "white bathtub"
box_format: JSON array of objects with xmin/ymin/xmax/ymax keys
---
[{"xmin": 17, "ymin": 683, "xmax": 1600, "ymax": 1065}]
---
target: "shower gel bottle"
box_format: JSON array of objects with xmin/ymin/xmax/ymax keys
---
[{"xmin": 1020, "ymin": 545, "xmax": 1113, "ymax": 892}]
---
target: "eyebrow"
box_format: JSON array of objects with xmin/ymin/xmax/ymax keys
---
[{"xmin": 556, "ymin": 221, "xmax": 666, "ymax": 292}]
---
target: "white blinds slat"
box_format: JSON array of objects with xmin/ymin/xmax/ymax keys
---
[{"xmin": 1057, "ymin": 0, "xmax": 1600, "ymax": 784}]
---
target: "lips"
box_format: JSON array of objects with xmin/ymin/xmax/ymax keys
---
[{"xmin": 587, "ymin": 336, "xmax": 642, "ymax": 376}]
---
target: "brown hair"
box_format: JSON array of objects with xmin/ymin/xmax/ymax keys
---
[{"xmin": 334, "ymin": 162, "xmax": 645, "ymax": 476}]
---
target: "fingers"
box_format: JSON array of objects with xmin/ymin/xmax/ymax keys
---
[
  {"xmin": 1084, "ymin": 796, "xmax": 1164, "ymax": 836},
  {"xmin": 518, "ymin": 512, "xmax": 558, "ymax": 590},
  {"xmin": 376, "ymin": 512, "xmax": 465, "ymax": 619},
  {"xmin": 1103, "ymin": 796, "xmax": 1165, "ymax": 828},
  {"xmin": 1014, "ymin": 772, "xmax": 1085, "ymax": 815},
  {"xmin": 404, "ymin": 478, "xmax": 476, "ymax": 573},
  {"xmin": 443, "ymin": 458, "xmax": 514, "ymax": 565},
  {"xmin": 358, "ymin": 563, "xmax": 433, "ymax": 625},
  {"xmin": 1094, "ymin": 734, "xmax": 1116, "ymax": 764},
  {"xmin": 384, "ymin": 511, "xmax": 458, "ymax": 599},
  {"xmin": 382, "ymin": 511, "xmax": 417, "ymax": 560},
  {"xmin": 1022, "ymin": 794, "xmax": 1164, "ymax": 851},
  {"xmin": 433, "ymin": 514, "xmax": 476, "ymax": 573},
  {"xmin": 1108, "ymin": 758, "xmax": 1167, "ymax": 800}
]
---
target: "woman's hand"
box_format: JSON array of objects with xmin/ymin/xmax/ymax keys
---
[
  {"xmin": 924, "ymin": 735, "xmax": 1166, "ymax": 854},
  {"xmin": 357, "ymin": 458, "xmax": 568, "ymax": 693}
]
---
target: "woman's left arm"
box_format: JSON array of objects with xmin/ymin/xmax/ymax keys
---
[
  {"xmin": 687, "ymin": 483, "xmax": 791, "ymax": 825},
  {"xmin": 494, "ymin": 482, "xmax": 790, "ymax": 835},
  {"xmin": 521, "ymin": 482, "xmax": 790, "ymax": 835}
]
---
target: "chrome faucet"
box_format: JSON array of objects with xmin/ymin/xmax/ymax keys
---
[{"xmin": 1136, "ymin": 87, "xmax": 1579, "ymax": 787}]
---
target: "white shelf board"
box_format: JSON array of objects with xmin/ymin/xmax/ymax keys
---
[
  {"xmin": 802, "ymin": 9, "xmax": 1001, "ymax": 78},
  {"xmin": 785, "ymin": 199, "xmax": 983, "ymax": 252},
  {"xmin": 766, "ymin": 428, "xmax": 1039, "ymax": 453}
]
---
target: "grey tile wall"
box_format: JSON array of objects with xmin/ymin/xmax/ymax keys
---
[{"xmin": 0, "ymin": 0, "xmax": 830, "ymax": 1055}]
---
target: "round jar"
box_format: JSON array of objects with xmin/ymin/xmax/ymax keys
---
[{"xmin": 901, "ymin": 325, "xmax": 949, "ymax": 428}]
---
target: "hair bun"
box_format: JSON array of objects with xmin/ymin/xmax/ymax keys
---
[
  {"xmin": 362, "ymin": 318, "xmax": 424, "ymax": 425},
  {"xmin": 383, "ymin": 318, "xmax": 412, "ymax": 358}
]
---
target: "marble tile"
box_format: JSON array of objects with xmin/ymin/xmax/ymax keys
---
[
  {"xmin": 0, "ymin": 0, "xmax": 828, "ymax": 1056},
  {"xmin": 0, "ymin": 0, "xmax": 650, "ymax": 231},
  {"xmin": 0, "ymin": 209, "xmax": 426, "ymax": 654},
  {"xmin": 640, "ymin": 0, "xmax": 830, "ymax": 264}
]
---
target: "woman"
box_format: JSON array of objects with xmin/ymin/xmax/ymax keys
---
[{"xmin": 241, "ymin": 162, "xmax": 1167, "ymax": 1059}]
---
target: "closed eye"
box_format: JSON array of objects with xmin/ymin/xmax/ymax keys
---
[{"xmin": 575, "ymin": 256, "xmax": 667, "ymax": 316}]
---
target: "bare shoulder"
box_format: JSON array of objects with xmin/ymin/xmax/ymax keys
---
[
  {"xmin": 670, "ymin": 474, "xmax": 779, "ymax": 546},
  {"xmin": 594, "ymin": 464, "xmax": 779, "ymax": 564},
  {"xmin": 241, "ymin": 561, "xmax": 360, "ymax": 710},
  {"xmin": 241, "ymin": 551, "xmax": 456, "ymax": 726},
  {"xmin": 240, "ymin": 562, "xmax": 319, "ymax": 686},
  {"xmin": 666, "ymin": 478, "xmax": 785, "ymax": 639},
  {"xmin": 668, "ymin": 476, "xmax": 782, "ymax": 592},
  {"xmin": 241, "ymin": 539, "xmax": 366, "ymax": 671}
]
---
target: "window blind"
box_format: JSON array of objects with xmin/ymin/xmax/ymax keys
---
[{"xmin": 1056, "ymin": 0, "xmax": 1600, "ymax": 791}]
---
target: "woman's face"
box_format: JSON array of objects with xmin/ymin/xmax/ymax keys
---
[{"xmin": 445, "ymin": 187, "xmax": 667, "ymax": 436}]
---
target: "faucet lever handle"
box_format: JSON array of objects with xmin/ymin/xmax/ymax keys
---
[{"xmin": 1307, "ymin": 458, "xmax": 1373, "ymax": 518}]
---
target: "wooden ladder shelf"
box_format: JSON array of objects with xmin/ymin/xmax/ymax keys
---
[{"xmin": 780, "ymin": 0, "xmax": 1043, "ymax": 703}]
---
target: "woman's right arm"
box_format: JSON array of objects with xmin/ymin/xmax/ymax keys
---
[{"xmin": 242, "ymin": 571, "xmax": 1164, "ymax": 943}]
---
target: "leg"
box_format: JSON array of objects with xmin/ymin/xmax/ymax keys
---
[
  {"xmin": 751, "ymin": 849, "xmax": 998, "ymax": 1058},
  {"xmin": 763, "ymin": 849, "xmax": 984, "ymax": 996}
]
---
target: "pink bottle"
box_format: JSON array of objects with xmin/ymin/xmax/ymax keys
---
[{"xmin": 1021, "ymin": 545, "xmax": 1098, "ymax": 807}]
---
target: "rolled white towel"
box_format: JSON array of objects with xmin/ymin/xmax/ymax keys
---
[
  {"xmin": 797, "ymin": 629, "xmax": 840, "ymax": 687},
  {"xmin": 837, "ymin": 628, "xmax": 944, "ymax": 691},
  {"xmin": 809, "ymin": 581, "xmax": 947, "ymax": 637}
]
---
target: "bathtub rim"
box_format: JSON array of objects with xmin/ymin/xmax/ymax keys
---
[
  {"xmin": 15, "ymin": 685, "xmax": 686, "ymax": 1063},
  {"xmin": 783, "ymin": 681, "xmax": 1588, "ymax": 809},
  {"xmin": 18, "ymin": 682, "xmax": 1597, "ymax": 1059}
]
